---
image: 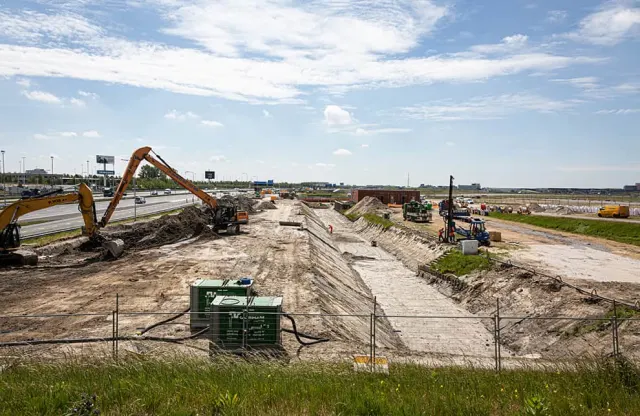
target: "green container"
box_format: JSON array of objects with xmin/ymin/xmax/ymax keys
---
[
  {"xmin": 210, "ymin": 296, "xmax": 282, "ymax": 349},
  {"xmin": 190, "ymin": 278, "xmax": 253, "ymax": 330}
]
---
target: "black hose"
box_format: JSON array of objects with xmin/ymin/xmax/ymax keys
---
[
  {"xmin": 0, "ymin": 326, "xmax": 210, "ymax": 348},
  {"xmin": 282, "ymin": 313, "xmax": 330, "ymax": 346},
  {"xmin": 139, "ymin": 307, "xmax": 191, "ymax": 335}
]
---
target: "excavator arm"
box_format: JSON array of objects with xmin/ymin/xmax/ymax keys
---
[
  {"xmin": 100, "ymin": 146, "xmax": 222, "ymax": 227},
  {"xmin": 0, "ymin": 183, "xmax": 98, "ymax": 250}
]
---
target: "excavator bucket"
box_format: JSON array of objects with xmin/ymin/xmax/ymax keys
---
[{"xmin": 102, "ymin": 238, "xmax": 125, "ymax": 259}]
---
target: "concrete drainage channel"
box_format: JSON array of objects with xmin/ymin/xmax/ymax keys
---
[{"xmin": 311, "ymin": 208, "xmax": 497, "ymax": 359}]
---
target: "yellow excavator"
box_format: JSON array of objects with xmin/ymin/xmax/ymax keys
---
[
  {"xmin": 100, "ymin": 146, "xmax": 248, "ymax": 233},
  {"xmin": 0, "ymin": 183, "xmax": 124, "ymax": 266}
]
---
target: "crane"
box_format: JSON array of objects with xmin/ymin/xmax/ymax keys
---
[
  {"xmin": 101, "ymin": 146, "xmax": 249, "ymax": 234},
  {"xmin": 0, "ymin": 183, "xmax": 124, "ymax": 266}
]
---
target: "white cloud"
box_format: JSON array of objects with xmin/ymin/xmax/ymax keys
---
[
  {"xmin": 16, "ymin": 78, "xmax": 31, "ymax": 87},
  {"xmin": 209, "ymin": 155, "xmax": 228, "ymax": 162},
  {"xmin": 82, "ymin": 130, "xmax": 100, "ymax": 137},
  {"xmin": 595, "ymin": 108, "xmax": 640, "ymax": 115},
  {"xmin": 333, "ymin": 148, "xmax": 352, "ymax": 156},
  {"xmin": 564, "ymin": 5, "xmax": 640, "ymax": 45},
  {"xmin": 446, "ymin": 141, "xmax": 455, "ymax": 146},
  {"xmin": 470, "ymin": 34, "xmax": 528, "ymax": 54},
  {"xmin": 551, "ymin": 77, "xmax": 599, "ymax": 90},
  {"xmin": 546, "ymin": 10, "xmax": 568, "ymax": 24},
  {"xmin": 78, "ymin": 90, "xmax": 99, "ymax": 99},
  {"xmin": 613, "ymin": 83, "xmax": 640, "ymax": 94},
  {"xmin": 256, "ymin": 160, "xmax": 265, "ymax": 164},
  {"xmin": 401, "ymin": 94, "xmax": 579, "ymax": 121},
  {"xmin": 361, "ymin": 144, "xmax": 369, "ymax": 148},
  {"xmin": 0, "ymin": 3, "xmax": 601, "ymax": 104},
  {"xmin": 315, "ymin": 162, "xmax": 336, "ymax": 168},
  {"xmin": 324, "ymin": 105, "xmax": 352, "ymax": 126},
  {"xmin": 201, "ymin": 120, "xmax": 224, "ymax": 127},
  {"xmin": 70, "ymin": 97, "xmax": 86, "ymax": 107},
  {"xmin": 33, "ymin": 133, "xmax": 50, "ymax": 140},
  {"xmin": 60, "ymin": 131, "xmax": 78, "ymax": 137},
  {"xmin": 262, "ymin": 109, "xmax": 271, "ymax": 118},
  {"xmin": 164, "ymin": 110, "xmax": 199, "ymax": 121},
  {"xmin": 353, "ymin": 127, "xmax": 411, "ymax": 136},
  {"xmin": 21, "ymin": 89, "xmax": 62, "ymax": 104}
]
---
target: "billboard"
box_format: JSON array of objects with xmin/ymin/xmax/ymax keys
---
[
  {"xmin": 96, "ymin": 155, "xmax": 115, "ymax": 164},
  {"xmin": 97, "ymin": 170, "xmax": 115, "ymax": 175},
  {"xmin": 205, "ymin": 171, "xmax": 215, "ymax": 179}
]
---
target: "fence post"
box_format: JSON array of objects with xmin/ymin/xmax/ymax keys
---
[
  {"xmin": 494, "ymin": 298, "xmax": 502, "ymax": 372},
  {"xmin": 373, "ymin": 296, "xmax": 377, "ymax": 372},
  {"xmin": 111, "ymin": 310, "xmax": 116, "ymax": 360},
  {"xmin": 612, "ymin": 300, "xmax": 620, "ymax": 357},
  {"xmin": 115, "ymin": 293, "xmax": 119, "ymax": 361},
  {"xmin": 242, "ymin": 304, "xmax": 249, "ymax": 351}
]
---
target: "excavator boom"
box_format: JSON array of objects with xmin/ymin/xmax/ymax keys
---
[{"xmin": 101, "ymin": 146, "xmax": 247, "ymax": 232}]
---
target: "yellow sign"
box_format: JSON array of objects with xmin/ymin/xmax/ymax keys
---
[{"xmin": 353, "ymin": 355, "xmax": 389, "ymax": 374}]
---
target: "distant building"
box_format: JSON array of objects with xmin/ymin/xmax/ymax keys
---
[
  {"xmin": 623, "ymin": 183, "xmax": 640, "ymax": 191},
  {"xmin": 25, "ymin": 168, "xmax": 48, "ymax": 176},
  {"xmin": 458, "ymin": 183, "xmax": 481, "ymax": 191},
  {"xmin": 351, "ymin": 189, "xmax": 420, "ymax": 204}
]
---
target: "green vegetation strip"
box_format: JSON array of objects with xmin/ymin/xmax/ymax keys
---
[
  {"xmin": 431, "ymin": 249, "xmax": 492, "ymax": 276},
  {"xmin": 1, "ymin": 359, "xmax": 638, "ymax": 415},
  {"xmin": 347, "ymin": 212, "xmax": 395, "ymax": 229},
  {"xmin": 490, "ymin": 213, "xmax": 640, "ymax": 247}
]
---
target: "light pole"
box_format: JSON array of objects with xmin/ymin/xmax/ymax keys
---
[
  {"xmin": 1, "ymin": 150, "xmax": 5, "ymax": 207},
  {"xmin": 185, "ymin": 170, "xmax": 195, "ymax": 182},
  {"xmin": 50, "ymin": 156, "xmax": 54, "ymax": 188},
  {"xmin": 21, "ymin": 156, "xmax": 26, "ymax": 185}
]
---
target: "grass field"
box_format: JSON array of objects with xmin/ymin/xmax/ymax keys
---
[
  {"xmin": 1, "ymin": 358, "xmax": 639, "ymax": 415},
  {"xmin": 431, "ymin": 249, "xmax": 492, "ymax": 276},
  {"xmin": 490, "ymin": 213, "xmax": 640, "ymax": 247}
]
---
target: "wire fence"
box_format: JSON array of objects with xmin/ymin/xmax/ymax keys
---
[{"xmin": 1, "ymin": 297, "xmax": 637, "ymax": 371}]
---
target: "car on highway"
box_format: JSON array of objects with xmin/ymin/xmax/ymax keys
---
[
  {"xmin": 164, "ymin": 189, "xmax": 172, "ymax": 195},
  {"xmin": 135, "ymin": 196, "xmax": 146, "ymax": 204},
  {"xmin": 150, "ymin": 190, "xmax": 158, "ymax": 196}
]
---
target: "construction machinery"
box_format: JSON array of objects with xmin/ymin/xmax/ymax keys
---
[
  {"xmin": 402, "ymin": 200, "xmax": 433, "ymax": 222},
  {"xmin": 438, "ymin": 215, "xmax": 491, "ymax": 246},
  {"xmin": 102, "ymin": 146, "xmax": 248, "ymax": 234},
  {"xmin": 0, "ymin": 183, "xmax": 124, "ymax": 266},
  {"xmin": 517, "ymin": 206, "xmax": 531, "ymax": 215}
]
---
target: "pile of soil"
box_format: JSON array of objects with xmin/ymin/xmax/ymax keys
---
[
  {"xmin": 551, "ymin": 206, "xmax": 575, "ymax": 215},
  {"xmin": 345, "ymin": 196, "xmax": 387, "ymax": 216},
  {"xmin": 255, "ymin": 201, "xmax": 277, "ymax": 210},
  {"xmin": 527, "ymin": 203, "xmax": 544, "ymax": 212},
  {"xmin": 106, "ymin": 206, "xmax": 218, "ymax": 250},
  {"xmin": 218, "ymin": 195, "xmax": 256, "ymax": 213}
]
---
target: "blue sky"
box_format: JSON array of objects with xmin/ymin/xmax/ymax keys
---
[{"xmin": 0, "ymin": 0, "xmax": 639, "ymax": 188}]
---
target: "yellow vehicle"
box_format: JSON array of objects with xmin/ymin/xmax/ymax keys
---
[
  {"xmin": 102, "ymin": 146, "xmax": 249, "ymax": 233},
  {"xmin": 597, "ymin": 205, "xmax": 630, "ymax": 218},
  {"xmin": 0, "ymin": 183, "xmax": 124, "ymax": 265}
]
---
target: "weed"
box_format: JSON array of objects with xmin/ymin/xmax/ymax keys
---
[
  {"xmin": 362, "ymin": 213, "xmax": 394, "ymax": 229},
  {"xmin": 522, "ymin": 395, "xmax": 549, "ymax": 416},
  {"xmin": 64, "ymin": 393, "xmax": 100, "ymax": 416},
  {"xmin": 431, "ymin": 250, "xmax": 492, "ymax": 276}
]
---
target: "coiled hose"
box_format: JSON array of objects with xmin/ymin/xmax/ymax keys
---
[{"xmin": 282, "ymin": 313, "xmax": 330, "ymax": 346}]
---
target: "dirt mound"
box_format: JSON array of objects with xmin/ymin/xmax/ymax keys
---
[
  {"xmin": 255, "ymin": 201, "xmax": 277, "ymax": 210},
  {"xmin": 218, "ymin": 195, "xmax": 256, "ymax": 213},
  {"xmin": 107, "ymin": 206, "xmax": 218, "ymax": 250},
  {"xmin": 345, "ymin": 196, "xmax": 387, "ymax": 216},
  {"xmin": 550, "ymin": 206, "xmax": 575, "ymax": 215},
  {"xmin": 527, "ymin": 203, "xmax": 544, "ymax": 212}
]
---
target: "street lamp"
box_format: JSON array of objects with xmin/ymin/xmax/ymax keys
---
[
  {"xmin": 1, "ymin": 150, "xmax": 5, "ymax": 207},
  {"xmin": 185, "ymin": 170, "xmax": 195, "ymax": 182},
  {"xmin": 50, "ymin": 156, "xmax": 54, "ymax": 188},
  {"xmin": 21, "ymin": 156, "xmax": 26, "ymax": 185}
]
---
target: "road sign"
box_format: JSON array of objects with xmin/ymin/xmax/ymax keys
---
[
  {"xmin": 205, "ymin": 171, "xmax": 215, "ymax": 179},
  {"xmin": 97, "ymin": 170, "xmax": 115, "ymax": 175},
  {"xmin": 96, "ymin": 155, "xmax": 114, "ymax": 164}
]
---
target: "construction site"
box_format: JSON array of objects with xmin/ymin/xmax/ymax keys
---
[{"xmin": 1, "ymin": 160, "xmax": 640, "ymax": 368}]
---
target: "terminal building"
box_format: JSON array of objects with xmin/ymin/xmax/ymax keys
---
[{"xmin": 350, "ymin": 189, "xmax": 421, "ymax": 204}]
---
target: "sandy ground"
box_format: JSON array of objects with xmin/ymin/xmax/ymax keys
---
[{"xmin": 314, "ymin": 209, "xmax": 495, "ymax": 359}]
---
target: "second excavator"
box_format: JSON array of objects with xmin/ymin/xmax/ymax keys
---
[{"xmin": 101, "ymin": 146, "xmax": 249, "ymax": 233}]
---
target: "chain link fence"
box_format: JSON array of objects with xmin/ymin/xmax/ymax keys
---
[{"xmin": 1, "ymin": 299, "xmax": 637, "ymax": 370}]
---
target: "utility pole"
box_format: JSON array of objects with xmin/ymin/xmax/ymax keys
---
[
  {"xmin": 1, "ymin": 149, "xmax": 5, "ymax": 207},
  {"xmin": 447, "ymin": 175, "xmax": 454, "ymax": 244},
  {"xmin": 51, "ymin": 156, "xmax": 54, "ymax": 188},
  {"xmin": 22, "ymin": 156, "xmax": 26, "ymax": 186},
  {"xmin": 87, "ymin": 160, "xmax": 90, "ymax": 188}
]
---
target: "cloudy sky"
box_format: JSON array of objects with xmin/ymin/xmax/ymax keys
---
[{"xmin": 0, "ymin": 0, "xmax": 639, "ymax": 188}]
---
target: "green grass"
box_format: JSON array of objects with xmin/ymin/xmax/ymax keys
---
[
  {"xmin": 362, "ymin": 213, "xmax": 394, "ymax": 229},
  {"xmin": 490, "ymin": 213, "xmax": 640, "ymax": 246},
  {"xmin": 431, "ymin": 249, "xmax": 492, "ymax": 276},
  {"xmin": 0, "ymin": 358, "xmax": 638, "ymax": 415},
  {"xmin": 570, "ymin": 305, "xmax": 640, "ymax": 336}
]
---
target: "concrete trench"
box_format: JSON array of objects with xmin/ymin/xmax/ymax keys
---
[{"xmin": 312, "ymin": 208, "xmax": 495, "ymax": 359}]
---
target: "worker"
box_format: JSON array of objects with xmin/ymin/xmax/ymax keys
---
[{"xmin": 329, "ymin": 224, "xmax": 333, "ymax": 234}]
